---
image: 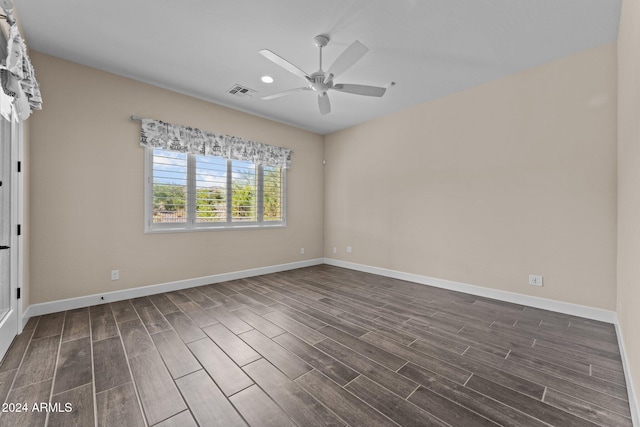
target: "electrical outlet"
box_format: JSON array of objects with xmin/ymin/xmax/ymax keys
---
[
  {"xmin": 346, "ymin": 246, "xmax": 352, "ymax": 253},
  {"xmin": 300, "ymin": 248, "xmax": 305, "ymax": 255},
  {"xmin": 333, "ymin": 247, "xmax": 337, "ymax": 254},
  {"xmin": 111, "ymin": 270, "xmax": 119, "ymax": 281},
  {"xmin": 528, "ymin": 274, "xmax": 543, "ymax": 286}
]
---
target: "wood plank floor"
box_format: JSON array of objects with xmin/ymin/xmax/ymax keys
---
[{"xmin": 0, "ymin": 265, "xmax": 632, "ymax": 426}]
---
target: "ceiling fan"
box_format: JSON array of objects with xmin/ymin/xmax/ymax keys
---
[{"xmin": 259, "ymin": 34, "xmax": 387, "ymax": 115}]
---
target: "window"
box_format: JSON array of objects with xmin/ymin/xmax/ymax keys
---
[{"xmin": 146, "ymin": 148, "xmax": 285, "ymax": 231}]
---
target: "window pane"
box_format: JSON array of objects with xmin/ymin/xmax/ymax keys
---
[
  {"xmin": 147, "ymin": 148, "xmax": 285, "ymax": 230},
  {"xmin": 152, "ymin": 149, "xmax": 187, "ymax": 223},
  {"xmin": 263, "ymin": 166, "xmax": 283, "ymax": 222},
  {"xmin": 231, "ymin": 160, "xmax": 257, "ymax": 222},
  {"xmin": 196, "ymin": 155, "xmax": 227, "ymax": 223}
]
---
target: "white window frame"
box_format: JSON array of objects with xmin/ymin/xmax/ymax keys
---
[{"xmin": 144, "ymin": 147, "xmax": 286, "ymax": 233}]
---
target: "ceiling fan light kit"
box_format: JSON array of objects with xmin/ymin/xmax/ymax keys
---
[{"xmin": 260, "ymin": 34, "xmax": 387, "ymax": 115}]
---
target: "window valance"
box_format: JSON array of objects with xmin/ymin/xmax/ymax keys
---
[
  {"xmin": 139, "ymin": 118, "xmax": 292, "ymax": 168},
  {"xmin": 0, "ymin": 3, "xmax": 42, "ymax": 121}
]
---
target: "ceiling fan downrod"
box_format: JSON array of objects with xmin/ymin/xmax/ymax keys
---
[{"xmin": 314, "ymin": 34, "xmax": 330, "ymax": 72}]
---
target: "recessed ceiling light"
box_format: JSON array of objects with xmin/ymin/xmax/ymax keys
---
[{"xmin": 261, "ymin": 75, "xmax": 274, "ymax": 84}]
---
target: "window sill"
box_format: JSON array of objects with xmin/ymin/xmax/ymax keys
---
[{"xmin": 144, "ymin": 223, "xmax": 286, "ymax": 234}]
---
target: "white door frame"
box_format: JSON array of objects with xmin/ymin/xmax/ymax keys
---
[
  {"xmin": 0, "ymin": 113, "xmax": 22, "ymax": 359},
  {"xmin": 13, "ymin": 117, "xmax": 23, "ymax": 334}
]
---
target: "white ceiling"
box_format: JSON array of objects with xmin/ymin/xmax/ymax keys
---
[{"xmin": 17, "ymin": 0, "xmax": 620, "ymax": 135}]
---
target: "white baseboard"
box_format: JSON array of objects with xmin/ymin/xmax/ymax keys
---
[
  {"xmin": 24, "ymin": 256, "xmax": 617, "ymax": 325},
  {"xmin": 25, "ymin": 257, "xmax": 616, "ymax": 325},
  {"xmin": 323, "ymin": 258, "xmax": 617, "ymax": 323},
  {"xmin": 615, "ymin": 320, "xmax": 640, "ymax": 426},
  {"xmin": 21, "ymin": 258, "xmax": 324, "ymax": 326}
]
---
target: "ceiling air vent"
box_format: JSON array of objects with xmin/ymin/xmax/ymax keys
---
[{"xmin": 227, "ymin": 84, "xmax": 257, "ymax": 98}]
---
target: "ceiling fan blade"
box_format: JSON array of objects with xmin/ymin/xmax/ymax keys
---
[
  {"xmin": 262, "ymin": 87, "xmax": 311, "ymax": 100},
  {"xmin": 327, "ymin": 40, "xmax": 368, "ymax": 78},
  {"xmin": 259, "ymin": 49, "xmax": 308, "ymax": 79},
  {"xmin": 318, "ymin": 93, "xmax": 331, "ymax": 115},
  {"xmin": 332, "ymin": 83, "xmax": 386, "ymax": 97}
]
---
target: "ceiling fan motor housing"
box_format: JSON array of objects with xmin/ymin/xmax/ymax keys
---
[{"xmin": 308, "ymin": 71, "xmax": 332, "ymax": 93}]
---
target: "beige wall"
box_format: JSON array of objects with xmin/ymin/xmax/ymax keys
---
[
  {"xmin": 617, "ymin": 0, "xmax": 640, "ymax": 411},
  {"xmin": 28, "ymin": 52, "xmax": 324, "ymax": 305},
  {"xmin": 325, "ymin": 43, "xmax": 618, "ymax": 310},
  {"xmin": 28, "ymin": 46, "xmax": 619, "ymax": 309}
]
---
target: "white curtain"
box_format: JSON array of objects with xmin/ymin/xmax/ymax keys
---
[{"xmin": 139, "ymin": 118, "xmax": 292, "ymax": 168}]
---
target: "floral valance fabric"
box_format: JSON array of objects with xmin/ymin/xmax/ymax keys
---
[
  {"xmin": 140, "ymin": 118, "xmax": 292, "ymax": 168},
  {"xmin": 0, "ymin": 5, "xmax": 42, "ymax": 121}
]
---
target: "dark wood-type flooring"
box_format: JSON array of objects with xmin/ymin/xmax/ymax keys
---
[{"xmin": 0, "ymin": 265, "xmax": 632, "ymax": 426}]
